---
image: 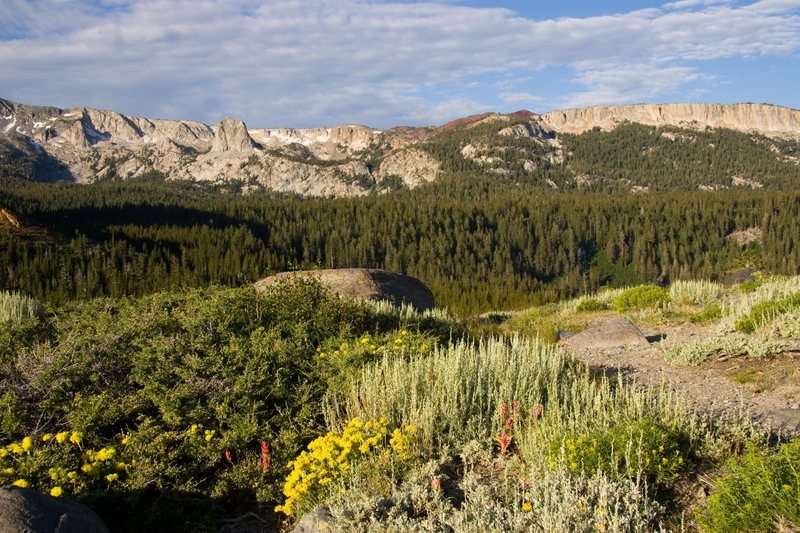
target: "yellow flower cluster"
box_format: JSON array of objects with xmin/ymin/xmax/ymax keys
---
[
  {"xmin": 185, "ymin": 424, "xmax": 217, "ymax": 442},
  {"xmin": 275, "ymin": 418, "xmax": 416, "ymax": 516},
  {"xmin": 1, "ymin": 432, "xmax": 129, "ymax": 498},
  {"xmin": 317, "ymin": 330, "xmax": 430, "ymax": 361}
]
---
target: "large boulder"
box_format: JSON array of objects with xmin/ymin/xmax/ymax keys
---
[
  {"xmin": 0, "ymin": 486, "xmax": 109, "ymax": 533},
  {"xmin": 254, "ymin": 268, "xmax": 435, "ymax": 311},
  {"xmin": 560, "ymin": 316, "xmax": 649, "ymax": 351}
]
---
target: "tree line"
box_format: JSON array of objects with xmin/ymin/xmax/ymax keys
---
[{"xmin": 1, "ymin": 175, "xmax": 797, "ymax": 314}]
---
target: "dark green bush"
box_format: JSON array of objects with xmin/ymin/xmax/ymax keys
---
[
  {"xmin": 699, "ymin": 439, "xmax": 800, "ymax": 532},
  {"xmin": 612, "ymin": 286, "xmax": 670, "ymax": 312},
  {"xmin": 575, "ymin": 298, "xmax": 608, "ymax": 312},
  {"xmin": 0, "ymin": 279, "xmax": 456, "ymax": 532}
]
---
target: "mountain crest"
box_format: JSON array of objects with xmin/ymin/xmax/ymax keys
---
[{"xmin": 211, "ymin": 117, "xmax": 256, "ymax": 152}]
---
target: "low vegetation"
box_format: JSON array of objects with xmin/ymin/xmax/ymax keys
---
[{"xmin": 2, "ymin": 276, "xmax": 797, "ymax": 531}]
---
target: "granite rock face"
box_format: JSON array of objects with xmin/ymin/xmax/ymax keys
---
[
  {"xmin": 254, "ymin": 268, "xmax": 435, "ymax": 311},
  {"xmin": 2, "ymin": 97, "xmax": 799, "ymax": 196},
  {"xmin": 539, "ymin": 103, "xmax": 800, "ymax": 138},
  {"xmin": 211, "ymin": 117, "xmax": 256, "ymax": 153}
]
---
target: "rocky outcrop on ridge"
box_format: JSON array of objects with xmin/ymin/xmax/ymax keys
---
[
  {"xmin": 2, "ymin": 97, "xmax": 799, "ymax": 196},
  {"xmin": 377, "ymin": 148, "xmax": 440, "ymax": 188},
  {"xmin": 539, "ymin": 103, "xmax": 800, "ymax": 138},
  {"xmin": 211, "ymin": 117, "xmax": 256, "ymax": 152}
]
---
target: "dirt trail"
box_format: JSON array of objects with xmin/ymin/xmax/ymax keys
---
[{"xmin": 563, "ymin": 321, "xmax": 800, "ymax": 436}]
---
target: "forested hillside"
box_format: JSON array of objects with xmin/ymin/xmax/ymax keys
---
[{"xmin": 1, "ymin": 175, "xmax": 798, "ymax": 313}]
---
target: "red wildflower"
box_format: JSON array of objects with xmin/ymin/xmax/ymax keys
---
[
  {"xmin": 260, "ymin": 440, "xmax": 270, "ymax": 473},
  {"xmin": 496, "ymin": 431, "xmax": 512, "ymax": 455}
]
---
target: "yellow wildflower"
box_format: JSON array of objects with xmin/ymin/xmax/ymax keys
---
[
  {"xmin": 121, "ymin": 436, "xmax": 129, "ymax": 445},
  {"xmin": 3, "ymin": 468, "xmax": 13, "ymax": 475},
  {"xmin": 11, "ymin": 479, "xmax": 29, "ymax": 488},
  {"xmin": 50, "ymin": 486, "xmax": 64, "ymax": 497},
  {"xmin": 95, "ymin": 447, "xmax": 116, "ymax": 461},
  {"xmin": 21, "ymin": 437, "xmax": 33, "ymax": 452},
  {"xmin": 55, "ymin": 432, "xmax": 69, "ymax": 444},
  {"xmin": 42, "ymin": 433, "xmax": 53, "ymax": 442},
  {"xmin": 105, "ymin": 473, "xmax": 119, "ymax": 482},
  {"xmin": 69, "ymin": 432, "xmax": 82, "ymax": 445},
  {"xmin": 522, "ymin": 502, "xmax": 533, "ymax": 512},
  {"xmin": 7, "ymin": 443, "xmax": 24, "ymax": 454},
  {"xmin": 204, "ymin": 430, "xmax": 216, "ymax": 442}
]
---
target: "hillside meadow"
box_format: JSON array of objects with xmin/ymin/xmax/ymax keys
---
[{"xmin": 2, "ymin": 277, "xmax": 798, "ymax": 531}]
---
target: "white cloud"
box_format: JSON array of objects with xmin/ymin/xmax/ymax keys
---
[
  {"xmin": 664, "ymin": 0, "xmax": 732, "ymax": 10},
  {"xmin": 499, "ymin": 92, "xmax": 547, "ymax": 106},
  {"xmin": 0, "ymin": 0, "xmax": 798, "ymax": 127},
  {"xmin": 560, "ymin": 65, "xmax": 708, "ymax": 108}
]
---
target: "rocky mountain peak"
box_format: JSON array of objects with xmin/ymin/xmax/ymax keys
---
[{"xmin": 211, "ymin": 117, "xmax": 256, "ymax": 152}]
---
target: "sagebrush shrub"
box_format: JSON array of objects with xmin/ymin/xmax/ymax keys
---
[{"xmin": 0, "ymin": 290, "xmax": 41, "ymax": 323}]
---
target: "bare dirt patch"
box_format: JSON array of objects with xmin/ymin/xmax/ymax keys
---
[{"xmin": 562, "ymin": 317, "xmax": 800, "ymax": 436}]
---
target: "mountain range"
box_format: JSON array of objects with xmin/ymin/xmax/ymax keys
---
[{"xmin": 2, "ymin": 98, "xmax": 799, "ymax": 195}]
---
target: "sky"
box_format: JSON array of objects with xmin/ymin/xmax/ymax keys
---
[{"xmin": 0, "ymin": 0, "xmax": 799, "ymax": 128}]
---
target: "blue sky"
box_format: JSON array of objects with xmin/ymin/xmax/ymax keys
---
[{"xmin": 1, "ymin": 0, "xmax": 798, "ymax": 128}]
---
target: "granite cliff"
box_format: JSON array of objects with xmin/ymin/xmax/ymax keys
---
[{"xmin": 1, "ymin": 98, "xmax": 798, "ymax": 195}]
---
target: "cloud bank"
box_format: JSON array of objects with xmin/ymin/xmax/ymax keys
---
[{"xmin": 0, "ymin": 0, "xmax": 798, "ymax": 127}]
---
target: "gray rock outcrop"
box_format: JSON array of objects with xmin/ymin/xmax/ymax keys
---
[
  {"xmin": 0, "ymin": 486, "xmax": 110, "ymax": 533},
  {"xmin": 254, "ymin": 268, "xmax": 435, "ymax": 311},
  {"xmin": 377, "ymin": 148, "xmax": 440, "ymax": 188},
  {"xmin": 539, "ymin": 103, "xmax": 800, "ymax": 138},
  {"xmin": 561, "ymin": 316, "xmax": 649, "ymax": 351},
  {"xmin": 211, "ymin": 117, "xmax": 256, "ymax": 152},
  {"xmin": 3, "ymin": 96, "xmax": 800, "ymax": 196}
]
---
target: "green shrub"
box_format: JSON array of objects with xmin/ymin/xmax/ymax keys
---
[
  {"xmin": 688, "ymin": 303, "xmax": 722, "ymax": 324},
  {"xmin": 699, "ymin": 439, "xmax": 800, "ymax": 532},
  {"xmin": 547, "ymin": 418, "xmax": 688, "ymax": 483},
  {"xmin": 0, "ymin": 280, "xmax": 459, "ymax": 532},
  {"xmin": 734, "ymin": 290, "xmax": 800, "ymax": 333},
  {"xmin": 575, "ymin": 298, "xmax": 608, "ymax": 312},
  {"xmin": 612, "ymin": 286, "xmax": 670, "ymax": 312}
]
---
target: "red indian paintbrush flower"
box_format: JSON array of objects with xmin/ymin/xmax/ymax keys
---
[
  {"xmin": 260, "ymin": 440, "xmax": 270, "ymax": 473},
  {"xmin": 496, "ymin": 431, "xmax": 511, "ymax": 455}
]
